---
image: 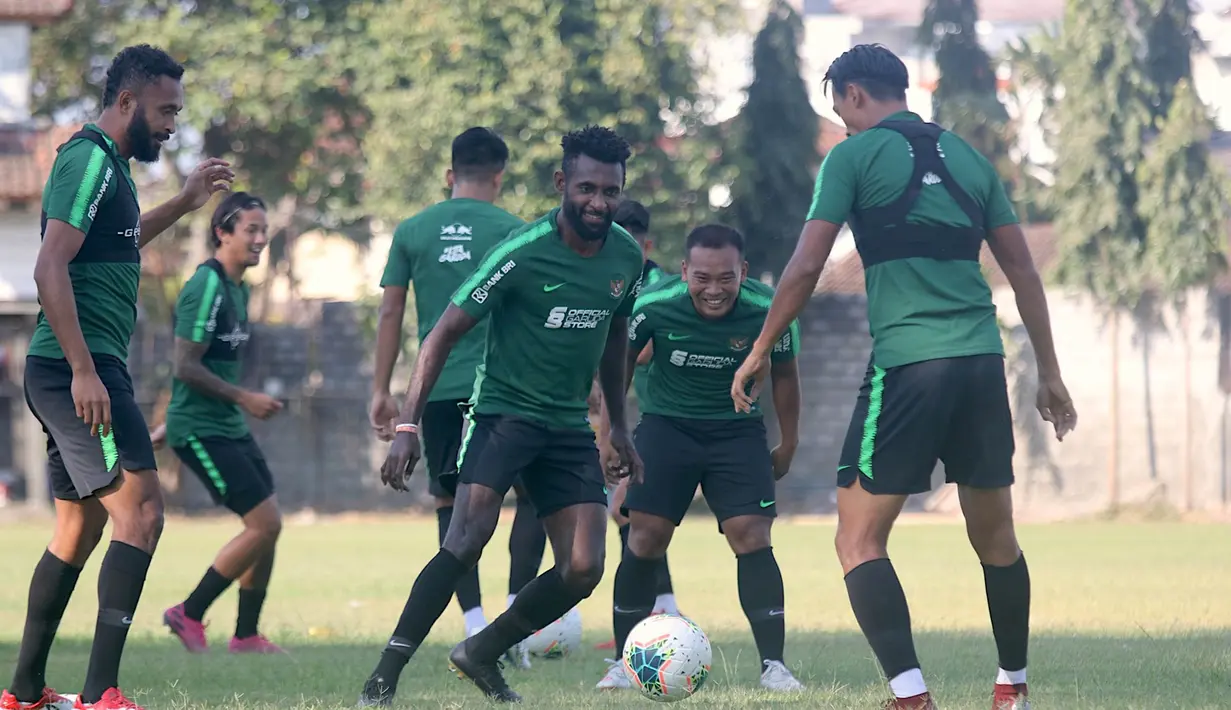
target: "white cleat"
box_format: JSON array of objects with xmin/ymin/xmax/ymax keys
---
[
  {"xmin": 501, "ymin": 641, "xmax": 531, "ymax": 670},
  {"xmin": 465, "ymin": 624, "xmax": 486, "ymax": 639},
  {"xmin": 596, "ymin": 658, "xmax": 633, "ymax": 690},
  {"xmin": 760, "ymin": 660, "xmax": 804, "ymax": 691}
]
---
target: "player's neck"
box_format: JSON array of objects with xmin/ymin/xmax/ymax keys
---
[
  {"xmin": 94, "ymin": 112, "xmax": 131, "ymax": 159},
  {"xmin": 451, "ymin": 183, "xmax": 497, "ymax": 203},
  {"xmin": 555, "ymin": 209, "xmax": 604, "ymax": 257},
  {"xmin": 863, "ymin": 102, "xmax": 911, "ymax": 128},
  {"xmin": 215, "ymin": 256, "xmax": 247, "ymax": 283}
]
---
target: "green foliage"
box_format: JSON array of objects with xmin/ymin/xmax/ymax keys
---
[
  {"xmin": 723, "ymin": 0, "xmax": 818, "ymax": 276},
  {"xmin": 352, "ymin": 0, "xmax": 737, "ymax": 258},
  {"xmin": 1138, "ymin": 81, "xmax": 1229, "ymax": 305},
  {"xmin": 919, "ymin": 0, "xmax": 1011, "ymax": 178},
  {"xmin": 1051, "ymin": 0, "xmax": 1154, "ymax": 309},
  {"xmin": 1002, "ymin": 25, "xmax": 1064, "ymax": 222},
  {"xmin": 1140, "ymin": 0, "xmax": 1199, "ymax": 121}
]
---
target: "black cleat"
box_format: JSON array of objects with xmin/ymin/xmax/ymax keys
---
[
  {"xmin": 357, "ymin": 675, "xmax": 395, "ymax": 707},
  {"xmin": 448, "ymin": 638, "xmax": 522, "ymax": 703}
]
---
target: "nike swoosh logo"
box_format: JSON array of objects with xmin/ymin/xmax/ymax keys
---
[
  {"xmin": 666, "ymin": 333, "xmax": 690, "ymax": 341},
  {"xmin": 388, "ymin": 640, "xmax": 410, "ymax": 648},
  {"xmin": 543, "ymin": 283, "xmax": 566, "ymax": 292},
  {"xmin": 759, "ymin": 500, "xmax": 774, "ymax": 508},
  {"xmin": 121, "ymin": 616, "xmax": 133, "ymax": 625},
  {"xmin": 768, "ymin": 609, "xmax": 785, "ymax": 617},
  {"xmin": 837, "ymin": 465, "xmax": 852, "ymax": 472}
]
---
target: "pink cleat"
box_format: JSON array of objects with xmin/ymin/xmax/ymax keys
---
[
  {"xmin": 228, "ymin": 635, "xmax": 286, "ymax": 654},
  {"xmin": 162, "ymin": 604, "xmax": 208, "ymax": 653},
  {"xmin": 72, "ymin": 688, "xmax": 143, "ymax": 710}
]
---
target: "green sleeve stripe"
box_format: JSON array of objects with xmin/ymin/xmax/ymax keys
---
[
  {"xmin": 739, "ymin": 283, "xmax": 773, "ymax": 308},
  {"xmin": 191, "ymin": 269, "xmax": 222, "ymax": 342},
  {"xmin": 786, "ymin": 319, "xmax": 801, "ymax": 355},
  {"xmin": 633, "ymin": 281, "xmax": 687, "ymax": 312},
  {"xmin": 68, "ymin": 146, "xmax": 108, "ymax": 229},
  {"xmin": 451, "ymin": 221, "xmax": 552, "ymax": 306}
]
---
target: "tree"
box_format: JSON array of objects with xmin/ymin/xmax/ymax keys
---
[
  {"xmin": 1002, "ymin": 25, "xmax": 1064, "ymax": 222},
  {"xmin": 919, "ymin": 0, "xmax": 1011, "ymax": 178},
  {"xmin": 723, "ymin": 0, "xmax": 817, "ymax": 277},
  {"xmin": 1140, "ymin": 0, "xmax": 1200, "ymax": 120},
  {"xmin": 352, "ymin": 0, "xmax": 736, "ymax": 260}
]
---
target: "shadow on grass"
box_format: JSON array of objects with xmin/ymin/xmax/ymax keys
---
[{"xmin": 1, "ymin": 629, "xmax": 1228, "ymax": 709}]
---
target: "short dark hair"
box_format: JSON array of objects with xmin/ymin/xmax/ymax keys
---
[
  {"xmin": 210, "ymin": 192, "xmax": 266, "ymax": 247},
  {"xmin": 685, "ymin": 224, "xmax": 744, "ymax": 258},
  {"xmin": 613, "ymin": 200, "xmax": 650, "ymax": 235},
  {"xmin": 561, "ymin": 125, "xmax": 632, "ymax": 180},
  {"xmin": 452, "ymin": 127, "xmax": 509, "ymax": 181},
  {"xmin": 102, "ymin": 44, "xmax": 185, "ymax": 108},
  {"xmin": 822, "ymin": 44, "xmax": 909, "ymax": 102}
]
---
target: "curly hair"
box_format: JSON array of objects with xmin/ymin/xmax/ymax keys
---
[
  {"xmin": 561, "ymin": 125, "xmax": 632, "ymax": 179},
  {"xmin": 102, "ymin": 44, "xmax": 185, "ymax": 108}
]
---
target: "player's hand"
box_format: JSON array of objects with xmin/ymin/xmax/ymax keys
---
[
  {"xmin": 149, "ymin": 423, "xmax": 167, "ymax": 450},
  {"xmin": 731, "ymin": 352, "xmax": 771, "ymax": 414},
  {"xmin": 381, "ymin": 430, "xmax": 421, "ymax": 492},
  {"xmin": 770, "ymin": 442, "xmax": 796, "ymax": 480},
  {"xmin": 1037, "ymin": 374, "xmax": 1077, "ymax": 441},
  {"xmin": 369, "ymin": 391, "xmax": 400, "ymax": 442},
  {"xmin": 72, "ymin": 370, "xmax": 111, "ymax": 437},
  {"xmin": 240, "ymin": 392, "xmax": 283, "ymax": 420},
  {"xmin": 603, "ymin": 427, "xmax": 643, "ymax": 485},
  {"xmin": 179, "ymin": 158, "xmax": 234, "ymax": 211},
  {"xmin": 609, "ymin": 477, "xmax": 630, "ymax": 526}
]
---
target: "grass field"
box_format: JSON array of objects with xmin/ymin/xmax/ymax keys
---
[{"xmin": 0, "ymin": 514, "xmax": 1228, "ymax": 709}]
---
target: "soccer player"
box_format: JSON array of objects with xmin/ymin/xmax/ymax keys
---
[
  {"xmin": 593, "ymin": 200, "xmax": 678, "ymax": 653},
  {"xmin": 598, "ymin": 224, "xmax": 804, "ymax": 693},
  {"xmin": 2, "ymin": 45, "xmax": 234, "ymax": 710},
  {"xmin": 730, "ymin": 45, "xmax": 1076, "ymax": 710},
  {"xmin": 155, "ymin": 192, "xmax": 287, "ymax": 655},
  {"xmin": 358, "ymin": 125, "xmax": 645, "ymax": 705},
  {"xmin": 367, "ymin": 127, "xmax": 548, "ymax": 663}
]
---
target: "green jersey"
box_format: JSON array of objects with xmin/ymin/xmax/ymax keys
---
[
  {"xmin": 807, "ymin": 111, "xmax": 1017, "ymax": 369},
  {"xmin": 29, "ymin": 124, "xmax": 142, "ymax": 361},
  {"xmin": 381, "ymin": 198, "xmax": 524, "ymax": 402},
  {"xmin": 164, "ymin": 263, "xmax": 252, "ymax": 448},
  {"xmin": 629, "ymin": 275, "xmax": 799, "ymax": 419},
  {"xmin": 631, "ymin": 259, "xmax": 667, "ymax": 407},
  {"xmin": 451, "ymin": 208, "xmax": 644, "ymax": 430}
]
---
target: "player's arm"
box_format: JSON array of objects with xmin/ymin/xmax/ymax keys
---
[
  {"xmin": 748, "ymin": 145, "xmax": 855, "ymax": 360},
  {"xmin": 393, "ymin": 304, "xmax": 478, "ymax": 427},
  {"xmin": 987, "ymin": 224, "xmax": 1061, "ymax": 378},
  {"xmin": 597, "ymin": 315, "xmax": 633, "ymax": 436},
  {"xmin": 139, "ymin": 158, "xmax": 234, "ymax": 247},
  {"xmin": 373, "ymin": 287, "xmax": 409, "ymax": 396},
  {"xmin": 769, "ymin": 321, "xmax": 802, "ymax": 453},
  {"xmin": 174, "ymin": 338, "xmax": 249, "ymax": 405},
  {"xmin": 33, "ymin": 220, "xmax": 93, "ymax": 373}
]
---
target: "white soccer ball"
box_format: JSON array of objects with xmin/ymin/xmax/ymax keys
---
[
  {"xmin": 622, "ymin": 613, "xmax": 712, "ymax": 702},
  {"xmin": 523, "ymin": 606, "xmax": 582, "ymax": 658}
]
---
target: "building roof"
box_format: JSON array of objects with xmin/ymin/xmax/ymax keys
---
[
  {"xmin": 0, "ymin": 124, "xmax": 78, "ymax": 202},
  {"xmin": 827, "ymin": 0, "xmax": 1064, "ymax": 25},
  {"xmin": 0, "ymin": 0, "xmax": 73, "ymax": 22}
]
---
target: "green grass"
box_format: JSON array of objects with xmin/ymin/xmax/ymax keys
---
[{"xmin": 1, "ymin": 515, "xmax": 1228, "ymax": 709}]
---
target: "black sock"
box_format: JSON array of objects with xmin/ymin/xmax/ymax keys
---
[
  {"xmin": 471, "ymin": 567, "xmax": 584, "ymax": 661},
  {"xmin": 371, "ymin": 549, "xmax": 469, "ymax": 684},
  {"xmin": 10, "ymin": 551, "xmax": 82, "ymax": 702},
  {"xmin": 655, "ymin": 554, "xmax": 674, "ymax": 596},
  {"xmin": 235, "ymin": 588, "xmax": 267, "ymax": 639},
  {"xmin": 737, "ymin": 546, "xmax": 786, "ymax": 663},
  {"xmin": 984, "ymin": 553, "xmax": 1030, "ymax": 673},
  {"xmin": 844, "ymin": 558, "xmax": 920, "ymax": 680},
  {"xmin": 612, "ymin": 553, "xmax": 659, "ymax": 654},
  {"xmin": 438, "ymin": 507, "xmax": 483, "ymax": 613},
  {"xmin": 183, "ymin": 566, "xmax": 232, "ymax": 622},
  {"xmin": 507, "ymin": 497, "xmax": 546, "ymax": 595},
  {"xmin": 618, "ymin": 523, "xmax": 631, "ymax": 559},
  {"xmin": 82, "ymin": 542, "xmax": 152, "ymax": 704}
]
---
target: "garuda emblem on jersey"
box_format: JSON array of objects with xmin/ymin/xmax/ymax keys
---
[
  {"xmin": 729, "ymin": 337, "xmax": 749, "ymax": 352},
  {"xmin": 610, "ymin": 279, "xmax": 625, "ymax": 299}
]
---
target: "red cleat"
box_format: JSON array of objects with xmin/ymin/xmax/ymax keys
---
[
  {"xmin": 884, "ymin": 693, "xmax": 937, "ymax": 710},
  {"xmin": 228, "ymin": 635, "xmax": 286, "ymax": 654},
  {"xmin": 72, "ymin": 689, "xmax": 143, "ymax": 710},
  {"xmin": 1, "ymin": 688, "xmax": 72, "ymax": 710},
  {"xmin": 994, "ymin": 683, "xmax": 1029, "ymax": 710},
  {"xmin": 593, "ymin": 638, "xmax": 616, "ymax": 651},
  {"xmin": 163, "ymin": 604, "xmax": 208, "ymax": 653}
]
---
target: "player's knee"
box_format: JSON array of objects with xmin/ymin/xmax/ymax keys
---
[
  {"xmin": 244, "ymin": 501, "xmax": 282, "ymax": 543},
  {"xmin": 627, "ymin": 525, "xmax": 669, "ymax": 558},
  {"xmin": 443, "ymin": 512, "xmax": 499, "ymax": 568},
  {"xmin": 51, "ymin": 505, "xmax": 108, "ymax": 565},
  {"xmin": 108, "ymin": 475, "xmax": 165, "ymax": 552},
  {"xmin": 559, "ymin": 555, "xmax": 604, "ymax": 597},
  {"xmin": 723, "ymin": 518, "xmax": 772, "ymax": 556},
  {"xmin": 967, "ymin": 518, "xmax": 1020, "ymax": 567},
  {"xmin": 833, "ymin": 526, "xmax": 887, "ymax": 571}
]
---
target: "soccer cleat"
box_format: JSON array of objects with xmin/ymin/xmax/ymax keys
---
[
  {"xmin": 760, "ymin": 660, "xmax": 805, "ymax": 691},
  {"xmin": 883, "ymin": 693, "xmax": 938, "ymax": 710},
  {"xmin": 2, "ymin": 688, "xmax": 73, "ymax": 710},
  {"xmin": 593, "ymin": 637, "xmax": 617, "ymax": 651},
  {"xmin": 501, "ymin": 642, "xmax": 531, "ymax": 671},
  {"xmin": 448, "ymin": 638, "xmax": 522, "ymax": 703},
  {"xmin": 356, "ymin": 676, "xmax": 394, "ymax": 708},
  {"xmin": 595, "ymin": 658, "xmax": 632, "ymax": 690},
  {"xmin": 994, "ymin": 683, "xmax": 1029, "ymax": 710},
  {"xmin": 163, "ymin": 604, "xmax": 208, "ymax": 653},
  {"xmin": 228, "ymin": 635, "xmax": 286, "ymax": 654},
  {"xmin": 72, "ymin": 689, "xmax": 143, "ymax": 710}
]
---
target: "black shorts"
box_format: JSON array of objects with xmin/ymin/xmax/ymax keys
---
[
  {"xmin": 838, "ymin": 354, "xmax": 1015, "ymax": 496},
  {"xmin": 422, "ymin": 399, "xmax": 467, "ymax": 499},
  {"xmin": 173, "ymin": 434, "xmax": 274, "ymax": 516},
  {"xmin": 24, "ymin": 354, "xmax": 156, "ymax": 501},
  {"xmin": 622, "ymin": 414, "xmax": 777, "ymax": 528},
  {"xmin": 457, "ymin": 413, "xmax": 605, "ymax": 518}
]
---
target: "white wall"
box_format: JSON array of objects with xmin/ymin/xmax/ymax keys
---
[
  {"xmin": 0, "ymin": 209, "xmax": 43, "ymax": 302},
  {"xmin": 0, "ymin": 23, "xmax": 31, "ymax": 123}
]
